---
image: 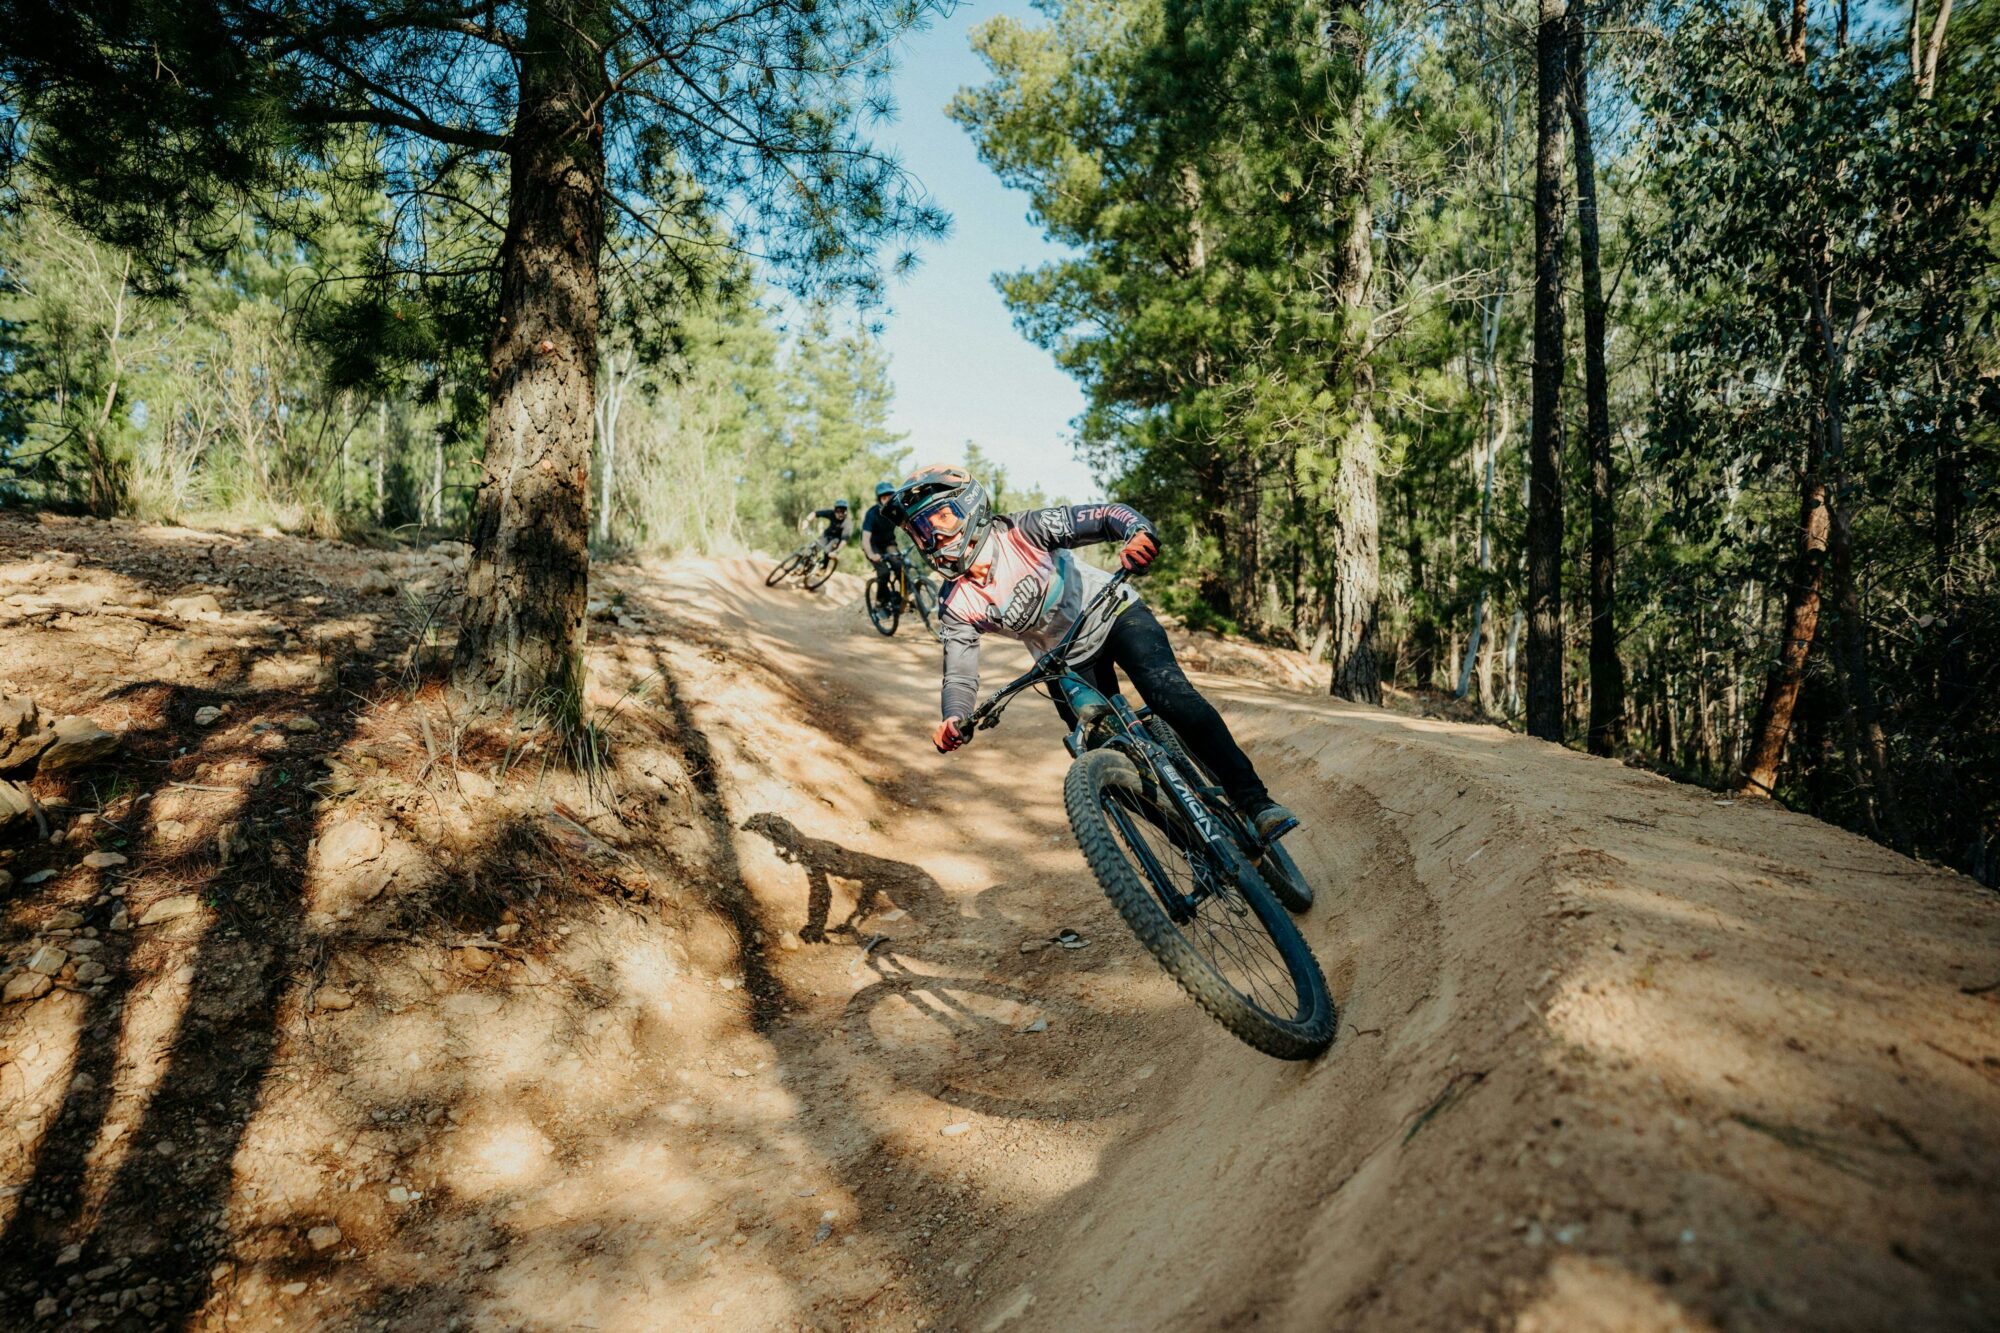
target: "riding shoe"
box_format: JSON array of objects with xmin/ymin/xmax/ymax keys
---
[{"xmin": 1245, "ymin": 799, "xmax": 1299, "ymax": 844}]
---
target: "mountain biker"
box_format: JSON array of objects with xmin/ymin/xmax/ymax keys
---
[
  {"xmin": 861, "ymin": 481, "xmax": 905, "ymax": 608},
  {"xmin": 889, "ymin": 465, "xmax": 1298, "ymax": 843},
  {"xmin": 810, "ymin": 500, "xmax": 853, "ymax": 556}
]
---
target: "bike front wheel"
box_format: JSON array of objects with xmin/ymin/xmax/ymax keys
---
[
  {"xmin": 865, "ymin": 578, "xmax": 900, "ymax": 636},
  {"xmin": 913, "ymin": 579, "xmax": 938, "ymax": 640},
  {"xmin": 1064, "ymin": 748, "xmax": 1333, "ymax": 1060},
  {"xmin": 803, "ymin": 551, "xmax": 838, "ymax": 590},
  {"xmin": 766, "ymin": 550, "xmax": 806, "ymax": 587}
]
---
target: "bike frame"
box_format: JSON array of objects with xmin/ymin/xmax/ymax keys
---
[{"xmin": 969, "ymin": 572, "xmax": 1258, "ymax": 924}]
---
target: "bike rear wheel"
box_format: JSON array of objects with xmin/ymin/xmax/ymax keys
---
[
  {"xmin": 865, "ymin": 578, "xmax": 901, "ymax": 635},
  {"xmin": 1145, "ymin": 718, "xmax": 1314, "ymax": 914},
  {"xmin": 766, "ymin": 550, "xmax": 806, "ymax": 587},
  {"xmin": 1064, "ymin": 747, "xmax": 1333, "ymax": 1059},
  {"xmin": 803, "ymin": 551, "xmax": 838, "ymax": 590}
]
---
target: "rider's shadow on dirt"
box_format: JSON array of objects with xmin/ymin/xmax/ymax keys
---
[{"xmin": 740, "ymin": 812, "xmax": 946, "ymax": 942}]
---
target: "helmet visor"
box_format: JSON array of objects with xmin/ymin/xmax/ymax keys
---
[{"xmin": 908, "ymin": 499, "xmax": 968, "ymax": 554}]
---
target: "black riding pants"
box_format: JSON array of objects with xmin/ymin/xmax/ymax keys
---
[{"xmin": 1052, "ymin": 601, "xmax": 1270, "ymax": 809}]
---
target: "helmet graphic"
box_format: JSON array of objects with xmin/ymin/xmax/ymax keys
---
[{"xmin": 893, "ymin": 465, "xmax": 992, "ymax": 577}]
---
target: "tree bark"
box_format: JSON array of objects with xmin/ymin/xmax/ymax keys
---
[
  {"xmin": 456, "ymin": 0, "xmax": 606, "ymax": 721},
  {"xmin": 1526, "ymin": 0, "xmax": 1568, "ymax": 742},
  {"xmin": 1785, "ymin": 0, "xmax": 1808, "ymax": 63},
  {"xmin": 1737, "ymin": 429, "xmax": 1829, "ymax": 796},
  {"xmin": 1569, "ymin": 15, "xmax": 1623, "ymax": 757},
  {"xmin": 1328, "ymin": 187, "xmax": 1382, "ymax": 705},
  {"xmin": 1911, "ymin": 0, "xmax": 1953, "ymax": 98},
  {"xmin": 1323, "ymin": 5, "xmax": 1381, "ymax": 705},
  {"xmin": 1328, "ymin": 384, "xmax": 1382, "ymax": 703},
  {"xmin": 1405, "ymin": 484, "xmax": 1436, "ymax": 688}
]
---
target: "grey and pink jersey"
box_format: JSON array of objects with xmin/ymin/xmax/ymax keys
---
[{"xmin": 936, "ymin": 503, "xmax": 1153, "ymax": 721}]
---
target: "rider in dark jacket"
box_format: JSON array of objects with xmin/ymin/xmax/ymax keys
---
[
  {"xmin": 812, "ymin": 501, "xmax": 853, "ymax": 552},
  {"xmin": 861, "ymin": 482, "xmax": 904, "ymax": 606}
]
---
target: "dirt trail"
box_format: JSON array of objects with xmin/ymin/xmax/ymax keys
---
[
  {"xmin": 624, "ymin": 556, "xmax": 2000, "ymax": 1332},
  {"xmin": 0, "ymin": 522, "xmax": 1995, "ymax": 1332}
]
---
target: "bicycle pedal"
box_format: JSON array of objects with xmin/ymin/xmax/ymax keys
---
[{"xmin": 1258, "ymin": 815, "xmax": 1299, "ymax": 844}]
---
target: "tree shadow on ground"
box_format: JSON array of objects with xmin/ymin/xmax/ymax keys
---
[
  {"xmin": 0, "ymin": 683, "xmax": 376, "ymax": 1328},
  {"xmin": 0, "ymin": 519, "xmax": 416, "ymax": 1328}
]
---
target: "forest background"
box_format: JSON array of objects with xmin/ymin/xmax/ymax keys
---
[{"xmin": 0, "ymin": 0, "xmax": 1994, "ymax": 880}]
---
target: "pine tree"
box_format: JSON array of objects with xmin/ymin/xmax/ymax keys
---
[{"xmin": 0, "ymin": 0, "xmax": 945, "ymax": 721}]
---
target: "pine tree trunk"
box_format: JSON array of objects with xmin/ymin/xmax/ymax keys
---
[
  {"xmin": 1526, "ymin": 0, "xmax": 1569, "ymax": 742},
  {"xmin": 1737, "ymin": 428, "xmax": 1830, "ymax": 796},
  {"xmin": 1568, "ymin": 17, "xmax": 1623, "ymax": 757},
  {"xmin": 1329, "ymin": 388, "xmax": 1382, "ymax": 703},
  {"xmin": 1328, "ymin": 190, "xmax": 1382, "ymax": 705},
  {"xmin": 1504, "ymin": 605, "xmax": 1526, "ymax": 716},
  {"xmin": 455, "ymin": 0, "xmax": 606, "ymax": 720}
]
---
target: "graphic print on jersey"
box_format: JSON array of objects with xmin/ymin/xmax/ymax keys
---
[{"xmin": 1000, "ymin": 573, "xmax": 1046, "ymax": 633}]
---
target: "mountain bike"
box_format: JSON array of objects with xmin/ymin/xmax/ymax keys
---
[
  {"xmin": 964, "ymin": 571, "xmax": 1334, "ymax": 1059},
  {"xmin": 765, "ymin": 536, "xmax": 840, "ymax": 591},
  {"xmin": 865, "ymin": 550, "xmax": 940, "ymax": 640}
]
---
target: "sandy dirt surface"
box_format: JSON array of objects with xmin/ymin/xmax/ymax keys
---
[{"xmin": 0, "ymin": 514, "xmax": 1996, "ymax": 1332}]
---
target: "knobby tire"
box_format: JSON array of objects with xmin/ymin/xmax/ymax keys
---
[
  {"xmin": 1063, "ymin": 748, "xmax": 1333, "ymax": 1060},
  {"xmin": 866, "ymin": 579, "xmax": 901, "ymax": 636},
  {"xmin": 766, "ymin": 551, "xmax": 806, "ymax": 587}
]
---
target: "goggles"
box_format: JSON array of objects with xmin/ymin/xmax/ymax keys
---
[{"xmin": 908, "ymin": 499, "xmax": 968, "ymax": 553}]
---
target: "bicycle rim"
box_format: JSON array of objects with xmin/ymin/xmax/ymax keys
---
[
  {"xmin": 804, "ymin": 552, "xmax": 837, "ymax": 590},
  {"xmin": 766, "ymin": 552, "xmax": 803, "ymax": 587},
  {"xmin": 1107, "ymin": 788, "xmax": 1304, "ymax": 1018}
]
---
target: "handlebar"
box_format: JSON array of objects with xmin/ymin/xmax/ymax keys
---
[{"xmin": 967, "ymin": 568, "xmax": 1131, "ymax": 733}]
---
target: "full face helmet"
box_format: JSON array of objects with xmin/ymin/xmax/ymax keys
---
[{"xmin": 892, "ymin": 466, "xmax": 992, "ymax": 577}]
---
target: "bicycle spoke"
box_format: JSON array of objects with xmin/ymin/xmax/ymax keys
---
[{"xmin": 1103, "ymin": 784, "xmax": 1300, "ymax": 1021}]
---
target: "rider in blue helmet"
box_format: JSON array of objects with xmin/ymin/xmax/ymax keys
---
[{"xmin": 861, "ymin": 481, "xmax": 905, "ymax": 608}]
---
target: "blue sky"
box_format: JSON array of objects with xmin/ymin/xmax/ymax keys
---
[{"xmin": 871, "ymin": 0, "xmax": 1099, "ymax": 500}]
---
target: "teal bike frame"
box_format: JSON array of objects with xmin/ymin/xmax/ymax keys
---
[{"xmin": 969, "ymin": 572, "xmax": 1255, "ymax": 924}]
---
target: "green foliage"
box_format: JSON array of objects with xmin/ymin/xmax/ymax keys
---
[
  {"xmin": 734, "ymin": 304, "xmax": 908, "ymax": 549},
  {"xmin": 0, "ymin": 176, "xmax": 905, "ymax": 556},
  {"xmin": 956, "ymin": 0, "xmax": 2000, "ymax": 876}
]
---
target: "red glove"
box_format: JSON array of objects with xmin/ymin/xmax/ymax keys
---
[
  {"xmin": 1119, "ymin": 530, "xmax": 1159, "ymax": 573},
  {"xmin": 933, "ymin": 717, "xmax": 968, "ymax": 753}
]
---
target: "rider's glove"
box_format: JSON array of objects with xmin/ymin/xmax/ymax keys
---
[
  {"xmin": 933, "ymin": 717, "xmax": 968, "ymax": 754},
  {"xmin": 1119, "ymin": 530, "xmax": 1159, "ymax": 573}
]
